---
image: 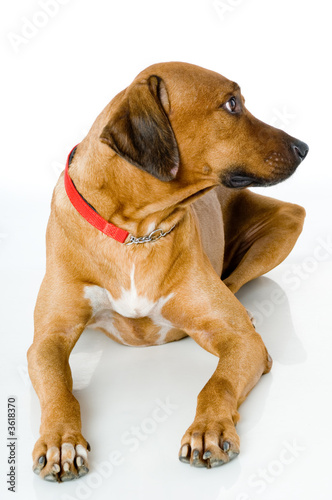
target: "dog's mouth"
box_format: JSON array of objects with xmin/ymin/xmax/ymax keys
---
[
  {"xmin": 225, "ymin": 175, "xmax": 257, "ymax": 188},
  {"xmin": 221, "ymin": 171, "xmax": 266, "ymax": 189},
  {"xmin": 221, "ymin": 167, "xmax": 296, "ymax": 189}
]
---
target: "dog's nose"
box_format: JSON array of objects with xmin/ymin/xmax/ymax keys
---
[{"xmin": 292, "ymin": 140, "xmax": 309, "ymax": 162}]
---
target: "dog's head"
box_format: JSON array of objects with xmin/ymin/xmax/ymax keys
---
[{"xmin": 100, "ymin": 62, "xmax": 308, "ymax": 190}]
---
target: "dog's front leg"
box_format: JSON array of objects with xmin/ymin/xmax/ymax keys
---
[
  {"xmin": 163, "ymin": 269, "xmax": 272, "ymax": 468},
  {"xmin": 27, "ymin": 276, "xmax": 91, "ymax": 482}
]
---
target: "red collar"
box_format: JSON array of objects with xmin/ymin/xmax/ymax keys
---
[{"xmin": 64, "ymin": 145, "xmax": 129, "ymax": 243}]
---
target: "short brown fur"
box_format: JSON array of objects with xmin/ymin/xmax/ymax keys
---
[{"xmin": 28, "ymin": 62, "xmax": 307, "ymax": 480}]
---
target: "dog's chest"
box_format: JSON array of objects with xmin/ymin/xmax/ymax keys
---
[{"xmin": 84, "ymin": 266, "xmax": 176, "ymax": 346}]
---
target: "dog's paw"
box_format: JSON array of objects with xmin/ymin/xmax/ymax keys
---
[
  {"xmin": 178, "ymin": 418, "xmax": 240, "ymax": 468},
  {"xmin": 32, "ymin": 431, "xmax": 90, "ymax": 482}
]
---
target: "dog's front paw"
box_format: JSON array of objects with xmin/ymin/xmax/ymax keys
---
[
  {"xmin": 32, "ymin": 429, "xmax": 90, "ymax": 482},
  {"xmin": 178, "ymin": 418, "xmax": 240, "ymax": 468}
]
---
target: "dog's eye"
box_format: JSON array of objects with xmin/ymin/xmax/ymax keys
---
[{"xmin": 225, "ymin": 97, "xmax": 237, "ymax": 113}]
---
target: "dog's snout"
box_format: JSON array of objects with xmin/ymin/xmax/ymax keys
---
[{"xmin": 292, "ymin": 140, "xmax": 309, "ymax": 162}]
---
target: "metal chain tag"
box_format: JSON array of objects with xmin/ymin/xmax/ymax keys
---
[{"xmin": 126, "ymin": 224, "xmax": 176, "ymax": 245}]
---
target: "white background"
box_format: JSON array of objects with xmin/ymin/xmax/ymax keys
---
[{"xmin": 0, "ymin": 0, "xmax": 331, "ymax": 499}]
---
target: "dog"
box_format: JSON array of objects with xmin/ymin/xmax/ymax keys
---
[{"xmin": 28, "ymin": 61, "xmax": 308, "ymax": 481}]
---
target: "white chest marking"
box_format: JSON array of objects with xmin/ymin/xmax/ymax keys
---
[
  {"xmin": 108, "ymin": 266, "xmax": 159, "ymax": 319},
  {"xmin": 84, "ymin": 265, "xmax": 173, "ymax": 344}
]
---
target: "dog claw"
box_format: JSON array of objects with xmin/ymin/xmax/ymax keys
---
[
  {"xmin": 222, "ymin": 440, "xmax": 239, "ymax": 460},
  {"xmin": 203, "ymin": 449, "xmax": 226, "ymax": 468},
  {"xmin": 203, "ymin": 450, "xmax": 213, "ymax": 468},
  {"xmin": 33, "ymin": 456, "xmax": 46, "ymax": 475},
  {"xmin": 222, "ymin": 441, "xmax": 230, "ymax": 452},
  {"xmin": 61, "ymin": 460, "xmax": 77, "ymax": 482},
  {"xmin": 77, "ymin": 464, "xmax": 89, "ymax": 477},
  {"xmin": 52, "ymin": 464, "xmax": 61, "ymax": 474},
  {"xmin": 76, "ymin": 456, "xmax": 89, "ymax": 476},
  {"xmin": 179, "ymin": 444, "xmax": 190, "ymax": 463},
  {"xmin": 191, "ymin": 449, "xmax": 205, "ymax": 467}
]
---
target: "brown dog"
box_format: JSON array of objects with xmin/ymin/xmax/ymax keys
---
[{"xmin": 28, "ymin": 62, "xmax": 308, "ymax": 481}]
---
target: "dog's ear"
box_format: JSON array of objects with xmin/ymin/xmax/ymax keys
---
[{"xmin": 100, "ymin": 75, "xmax": 179, "ymax": 181}]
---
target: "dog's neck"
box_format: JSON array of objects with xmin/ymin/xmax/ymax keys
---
[
  {"xmin": 65, "ymin": 141, "xmax": 213, "ymax": 236},
  {"xmin": 66, "ymin": 141, "xmax": 216, "ymax": 239}
]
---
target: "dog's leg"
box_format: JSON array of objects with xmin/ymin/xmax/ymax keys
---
[
  {"xmin": 27, "ymin": 276, "xmax": 91, "ymax": 482},
  {"xmin": 220, "ymin": 189, "xmax": 305, "ymax": 293},
  {"xmin": 163, "ymin": 274, "xmax": 272, "ymax": 468}
]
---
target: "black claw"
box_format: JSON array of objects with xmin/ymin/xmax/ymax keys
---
[
  {"xmin": 179, "ymin": 447, "xmax": 190, "ymax": 463},
  {"xmin": 191, "ymin": 449, "xmax": 205, "ymax": 467},
  {"xmin": 33, "ymin": 456, "xmax": 46, "ymax": 475},
  {"xmin": 203, "ymin": 451, "xmax": 212, "ymax": 469},
  {"xmin": 222, "ymin": 441, "xmax": 230, "ymax": 452}
]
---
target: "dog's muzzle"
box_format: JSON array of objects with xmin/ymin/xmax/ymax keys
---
[{"xmin": 222, "ymin": 138, "xmax": 309, "ymax": 189}]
